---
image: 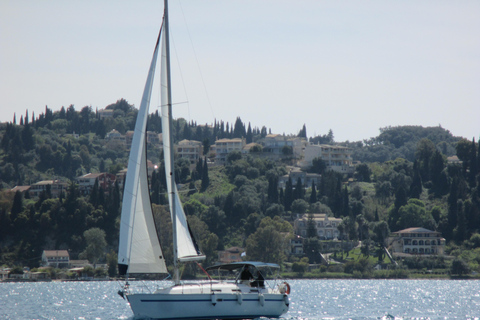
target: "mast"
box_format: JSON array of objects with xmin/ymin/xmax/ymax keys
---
[{"xmin": 163, "ymin": 0, "xmax": 180, "ymax": 285}]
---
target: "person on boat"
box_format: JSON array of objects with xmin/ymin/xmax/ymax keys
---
[
  {"xmin": 251, "ymin": 270, "xmax": 265, "ymax": 288},
  {"xmin": 239, "ymin": 266, "xmax": 253, "ymax": 285}
]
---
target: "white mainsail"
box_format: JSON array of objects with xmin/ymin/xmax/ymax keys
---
[
  {"xmin": 118, "ymin": 29, "xmax": 167, "ymax": 275},
  {"xmin": 160, "ymin": 13, "xmax": 205, "ymax": 263}
]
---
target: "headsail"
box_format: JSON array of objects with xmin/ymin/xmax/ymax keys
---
[
  {"xmin": 160, "ymin": 13, "xmax": 205, "ymax": 263},
  {"xmin": 118, "ymin": 27, "xmax": 167, "ymax": 275}
]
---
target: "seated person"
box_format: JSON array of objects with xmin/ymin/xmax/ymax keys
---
[
  {"xmin": 251, "ymin": 270, "xmax": 265, "ymax": 288},
  {"xmin": 239, "ymin": 267, "xmax": 253, "ymax": 285}
]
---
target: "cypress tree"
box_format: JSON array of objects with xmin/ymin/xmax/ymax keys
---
[
  {"xmin": 284, "ymin": 177, "xmax": 293, "ymax": 211},
  {"xmin": 10, "ymin": 191, "xmax": 23, "ymax": 222},
  {"xmin": 201, "ymin": 157, "xmax": 209, "ymax": 192},
  {"xmin": 409, "ymin": 160, "xmax": 422, "ymax": 199},
  {"xmin": 430, "ymin": 150, "xmax": 446, "ymax": 197},
  {"xmin": 90, "ymin": 178, "xmax": 99, "ymax": 207},
  {"xmin": 394, "ymin": 186, "xmax": 407, "ymax": 209},
  {"xmin": 267, "ymin": 176, "xmax": 279, "ymax": 203},
  {"xmin": 469, "ymin": 138, "xmax": 478, "ymax": 187},
  {"xmin": 342, "ymin": 185, "xmax": 349, "ymax": 217},
  {"xmin": 246, "ymin": 122, "xmax": 253, "ymax": 143},
  {"xmin": 309, "ymin": 181, "xmax": 317, "ymax": 204},
  {"xmin": 294, "ymin": 177, "xmax": 304, "ymax": 200}
]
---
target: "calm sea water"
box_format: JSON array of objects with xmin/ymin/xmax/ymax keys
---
[{"xmin": 1, "ymin": 279, "xmax": 479, "ymax": 319}]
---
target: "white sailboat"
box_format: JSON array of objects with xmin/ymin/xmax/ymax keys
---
[{"xmin": 117, "ymin": 1, "xmax": 290, "ymax": 319}]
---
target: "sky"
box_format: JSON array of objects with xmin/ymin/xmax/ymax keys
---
[{"xmin": 1, "ymin": 0, "xmax": 479, "ymax": 142}]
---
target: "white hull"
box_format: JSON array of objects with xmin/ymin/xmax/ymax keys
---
[{"xmin": 126, "ymin": 282, "xmax": 289, "ymax": 320}]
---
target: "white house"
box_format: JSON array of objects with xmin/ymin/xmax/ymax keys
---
[
  {"xmin": 41, "ymin": 250, "xmax": 70, "ymax": 268},
  {"xmin": 303, "ymin": 144, "xmax": 354, "ymax": 174},
  {"xmin": 29, "ymin": 180, "xmax": 68, "ymax": 198},
  {"xmin": 214, "ymin": 138, "xmax": 245, "ymax": 165},
  {"xmin": 387, "ymin": 227, "xmax": 446, "ymax": 256},
  {"xmin": 262, "ymin": 134, "xmax": 306, "ymax": 158},
  {"xmin": 294, "ymin": 213, "xmax": 342, "ymax": 240},
  {"xmin": 76, "ymin": 172, "xmax": 116, "ymax": 195},
  {"xmin": 176, "ymin": 139, "xmax": 203, "ymax": 164}
]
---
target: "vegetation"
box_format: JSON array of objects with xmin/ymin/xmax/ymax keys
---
[{"xmin": 1, "ymin": 101, "xmax": 479, "ymax": 280}]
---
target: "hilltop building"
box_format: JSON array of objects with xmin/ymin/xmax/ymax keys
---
[{"xmin": 302, "ymin": 144, "xmax": 354, "ymax": 174}]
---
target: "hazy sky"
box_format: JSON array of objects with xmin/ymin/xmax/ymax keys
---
[{"xmin": 1, "ymin": 1, "xmax": 479, "ymax": 142}]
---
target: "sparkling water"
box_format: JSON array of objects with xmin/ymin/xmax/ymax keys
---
[{"xmin": 1, "ymin": 279, "xmax": 479, "ymax": 319}]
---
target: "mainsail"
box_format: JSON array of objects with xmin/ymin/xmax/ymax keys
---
[
  {"xmin": 160, "ymin": 14, "xmax": 205, "ymax": 263},
  {"xmin": 118, "ymin": 27, "xmax": 167, "ymax": 275}
]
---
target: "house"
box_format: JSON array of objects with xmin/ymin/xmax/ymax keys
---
[
  {"xmin": 41, "ymin": 250, "xmax": 70, "ymax": 268},
  {"xmin": 116, "ymin": 169, "xmax": 127, "ymax": 190},
  {"xmin": 303, "ymin": 143, "xmax": 354, "ymax": 174},
  {"xmin": 242, "ymin": 143, "xmax": 262, "ymax": 154},
  {"xmin": 176, "ymin": 139, "xmax": 203, "ymax": 164},
  {"xmin": 290, "ymin": 235, "xmax": 304, "ymax": 255},
  {"xmin": 0, "ymin": 268, "xmax": 9, "ymax": 281},
  {"xmin": 262, "ymin": 134, "xmax": 306, "ymax": 158},
  {"xmin": 214, "ymin": 138, "xmax": 246, "ymax": 165},
  {"xmin": 217, "ymin": 247, "xmax": 244, "ymax": 264},
  {"xmin": 294, "ymin": 214, "xmax": 342, "ymax": 240},
  {"xmin": 97, "ymin": 108, "xmax": 114, "ymax": 120},
  {"xmin": 447, "ymin": 155, "xmax": 462, "ymax": 165},
  {"xmin": 387, "ymin": 227, "xmax": 446, "ymax": 256},
  {"xmin": 29, "ymin": 180, "xmax": 68, "ymax": 198},
  {"xmin": 10, "ymin": 185, "xmax": 31, "ymax": 196},
  {"xmin": 76, "ymin": 172, "xmax": 116, "ymax": 195},
  {"xmin": 278, "ymin": 167, "xmax": 321, "ymax": 189},
  {"xmin": 146, "ymin": 131, "xmax": 161, "ymax": 145},
  {"xmin": 105, "ymin": 129, "xmax": 126, "ymax": 148}
]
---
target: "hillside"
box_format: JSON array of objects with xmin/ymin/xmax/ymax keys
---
[{"xmin": 1, "ymin": 100, "xmax": 479, "ymax": 278}]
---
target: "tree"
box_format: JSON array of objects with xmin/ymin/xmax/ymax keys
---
[
  {"xmin": 79, "ymin": 228, "xmax": 107, "ymax": 266},
  {"xmin": 450, "ymin": 257, "xmax": 470, "ymax": 276},
  {"xmin": 309, "ymin": 181, "xmax": 317, "ymax": 204},
  {"xmin": 281, "ymin": 145, "xmax": 293, "ymax": 156},
  {"xmin": 409, "ymin": 160, "xmax": 422, "ymax": 199},
  {"xmin": 310, "ymin": 157, "xmax": 326, "ymax": 175},
  {"xmin": 106, "ymin": 251, "xmax": 118, "ymax": 278},
  {"xmin": 298, "ymin": 124, "xmax": 307, "ymax": 138},
  {"xmin": 294, "ymin": 177, "xmax": 304, "ymax": 200},
  {"xmin": 394, "ymin": 186, "xmax": 408, "ymax": 209},
  {"xmin": 430, "ymin": 150, "xmax": 447, "ymax": 197},
  {"xmin": 10, "ymin": 191, "xmax": 23, "ymax": 222},
  {"xmin": 284, "ymin": 178, "xmax": 293, "ymax": 211},
  {"xmin": 468, "ymin": 138, "xmax": 478, "ymax": 187},
  {"xmin": 201, "ymin": 157, "xmax": 209, "ymax": 192},
  {"xmin": 202, "ymin": 138, "xmax": 210, "ymax": 156},
  {"xmin": 227, "ymin": 151, "xmax": 242, "ymax": 163},
  {"xmin": 306, "ymin": 213, "xmax": 317, "ymax": 238},
  {"xmin": 292, "ymin": 257, "xmax": 309, "ymax": 274},
  {"xmin": 303, "ymin": 237, "xmax": 321, "ymax": 263},
  {"xmin": 246, "ymin": 123, "xmax": 253, "ymax": 144},
  {"xmin": 372, "ymin": 221, "xmax": 390, "ymax": 246},
  {"xmin": 396, "ymin": 199, "xmax": 436, "ymax": 231},
  {"xmin": 246, "ymin": 224, "xmax": 285, "ymax": 264},
  {"xmin": 415, "ymin": 138, "xmax": 436, "ymax": 182},
  {"xmin": 267, "ymin": 177, "xmax": 279, "ymax": 203},
  {"xmin": 354, "ymin": 163, "xmax": 371, "ymax": 182}
]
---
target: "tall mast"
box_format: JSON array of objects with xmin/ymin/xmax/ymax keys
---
[{"xmin": 163, "ymin": 0, "xmax": 180, "ymax": 285}]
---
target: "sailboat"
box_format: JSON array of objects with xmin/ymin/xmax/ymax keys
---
[{"xmin": 117, "ymin": 1, "xmax": 290, "ymax": 319}]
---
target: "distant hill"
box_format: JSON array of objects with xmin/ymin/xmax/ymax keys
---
[{"xmin": 344, "ymin": 125, "xmax": 462, "ymax": 163}]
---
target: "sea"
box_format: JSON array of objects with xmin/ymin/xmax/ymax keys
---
[{"xmin": 1, "ymin": 279, "xmax": 479, "ymax": 319}]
